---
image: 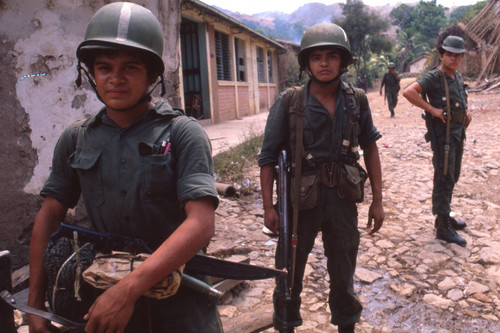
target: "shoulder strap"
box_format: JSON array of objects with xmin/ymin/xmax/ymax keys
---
[
  {"xmin": 341, "ymin": 82, "xmax": 362, "ymax": 161},
  {"xmin": 166, "ymin": 115, "xmax": 189, "ymax": 155},
  {"xmin": 284, "ymin": 86, "xmax": 304, "ymax": 163},
  {"xmin": 285, "ymin": 86, "xmax": 303, "ymax": 289}
]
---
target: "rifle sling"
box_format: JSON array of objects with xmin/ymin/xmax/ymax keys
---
[
  {"xmin": 440, "ymin": 71, "xmax": 452, "ymax": 177},
  {"xmin": 290, "ymin": 87, "xmax": 303, "ymax": 289}
]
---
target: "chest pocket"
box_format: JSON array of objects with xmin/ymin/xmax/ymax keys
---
[
  {"xmin": 70, "ymin": 147, "xmax": 104, "ymax": 207},
  {"xmin": 140, "ymin": 147, "xmax": 177, "ymax": 202}
]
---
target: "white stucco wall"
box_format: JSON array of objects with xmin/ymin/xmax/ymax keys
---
[
  {"xmin": 0, "ymin": 0, "xmax": 181, "ymax": 267},
  {"xmin": 14, "ymin": 6, "xmax": 102, "ymax": 194}
]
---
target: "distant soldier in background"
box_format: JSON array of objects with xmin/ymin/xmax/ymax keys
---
[
  {"xmin": 379, "ymin": 62, "xmax": 400, "ymax": 118},
  {"xmin": 403, "ymin": 36, "xmax": 471, "ymax": 247}
]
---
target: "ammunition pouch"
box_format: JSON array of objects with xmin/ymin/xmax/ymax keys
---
[
  {"xmin": 291, "ymin": 171, "xmax": 320, "ymax": 211},
  {"xmin": 337, "ymin": 163, "xmax": 367, "ymax": 203}
]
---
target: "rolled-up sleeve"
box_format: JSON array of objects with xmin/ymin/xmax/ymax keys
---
[
  {"xmin": 258, "ymin": 92, "xmax": 288, "ymax": 167},
  {"xmin": 172, "ymin": 117, "xmax": 219, "ymax": 208},
  {"xmin": 40, "ymin": 126, "xmax": 81, "ymax": 208},
  {"xmin": 357, "ymin": 92, "xmax": 382, "ymax": 150}
]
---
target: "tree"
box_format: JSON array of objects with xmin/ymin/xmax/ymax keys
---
[
  {"xmin": 335, "ymin": 0, "xmax": 392, "ymax": 79},
  {"xmin": 389, "ymin": 0, "xmax": 447, "ymax": 70}
]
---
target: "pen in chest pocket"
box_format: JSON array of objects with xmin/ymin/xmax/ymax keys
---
[{"xmin": 160, "ymin": 140, "xmax": 171, "ymax": 155}]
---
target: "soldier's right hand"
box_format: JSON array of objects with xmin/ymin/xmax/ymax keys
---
[
  {"xmin": 28, "ymin": 314, "xmax": 52, "ymax": 333},
  {"xmin": 429, "ymin": 107, "xmax": 446, "ymax": 123},
  {"xmin": 264, "ymin": 207, "xmax": 280, "ymax": 235}
]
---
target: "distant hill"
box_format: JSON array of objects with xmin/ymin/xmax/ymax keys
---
[{"xmin": 215, "ymin": 2, "xmax": 396, "ymax": 43}]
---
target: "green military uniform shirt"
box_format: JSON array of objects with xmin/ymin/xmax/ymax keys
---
[
  {"xmin": 418, "ymin": 69, "xmax": 467, "ymax": 134},
  {"xmin": 259, "ymin": 82, "xmax": 381, "ymax": 168},
  {"xmin": 41, "ymin": 101, "xmax": 219, "ymax": 250}
]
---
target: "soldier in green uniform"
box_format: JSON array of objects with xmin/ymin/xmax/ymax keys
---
[
  {"xmin": 27, "ymin": 3, "xmax": 222, "ymax": 332},
  {"xmin": 379, "ymin": 62, "xmax": 400, "ymax": 118},
  {"xmin": 259, "ymin": 23, "xmax": 385, "ymax": 333},
  {"xmin": 403, "ymin": 36, "xmax": 471, "ymax": 246}
]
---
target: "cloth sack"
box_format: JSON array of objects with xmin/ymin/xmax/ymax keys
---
[{"xmin": 82, "ymin": 251, "xmax": 184, "ymax": 300}]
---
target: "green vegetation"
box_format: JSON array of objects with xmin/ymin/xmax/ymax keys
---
[
  {"xmin": 213, "ymin": 129, "xmax": 263, "ymax": 195},
  {"xmin": 335, "ymin": 0, "xmax": 392, "ymax": 85}
]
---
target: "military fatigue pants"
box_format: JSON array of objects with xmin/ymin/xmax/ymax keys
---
[
  {"xmin": 386, "ymin": 90, "xmax": 398, "ymax": 115},
  {"xmin": 431, "ymin": 120, "xmax": 465, "ymax": 216},
  {"xmin": 273, "ymin": 185, "xmax": 362, "ymax": 330}
]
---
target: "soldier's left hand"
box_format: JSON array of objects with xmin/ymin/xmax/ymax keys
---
[
  {"xmin": 367, "ymin": 200, "xmax": 384, "ymax": 235},
  {"xmin": 465, "ymin": 112, "xmax": 472, "ymax": 128}
]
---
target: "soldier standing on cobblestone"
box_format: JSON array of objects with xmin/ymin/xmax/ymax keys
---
[
  {"xmin": 379, "ymin": 62, "xmax": 400, "ymax": 118},
  {"xmin": 259, "ymin": 23, "xmax": 385, "ymax": 333},
  {"xmin": 403, "ymin": 35, "xmax": 472, "ymax": 247}
]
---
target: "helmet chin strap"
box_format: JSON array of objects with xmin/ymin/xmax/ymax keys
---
[{"xmin": 75, "ymin": 61, "xmax": 166, "ymax": 112}]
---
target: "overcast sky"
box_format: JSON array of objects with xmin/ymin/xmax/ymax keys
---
[{"xmin": 200, "ymin": 0, "xmax": 481, "ymax": 15}]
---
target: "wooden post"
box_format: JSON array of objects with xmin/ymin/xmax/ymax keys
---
[{"xmin": 0, "ymin": 250, "xmax": 17, "ymax": 332}]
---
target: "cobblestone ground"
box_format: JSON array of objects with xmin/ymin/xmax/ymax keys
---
[{"xmin": 211, "ymin": 78, "xmax": 500, "ymax": 333}]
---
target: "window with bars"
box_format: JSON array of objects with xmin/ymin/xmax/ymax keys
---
[
  {"xmin": 234, "ymin": 38, "xmax": 246, "ymax": 82},
  {"xmin": 215, "ymin": 30, "xmax": 231, "ymax": 81},
  {"xmin": 267, "ymin": 50, "xmax": 274, "ymax": 83},
  {"xmin": 257, "ymin": 47, "xmax": 266, "ymax": 83}
]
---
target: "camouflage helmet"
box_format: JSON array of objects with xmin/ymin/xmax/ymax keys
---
[
  {"xmin": 298, "ymin": 22, "xmax": 353, "ymax": 72},
  {"xmin": 440, "ymin": 36, "xmax": 465, "ymax": 54},
  {"xmin": 77, "ymin": 2, "xmax": 165, "ymax": 76},
  {"xmin": 388, "ymin": 62, "xmax": 396, "ymax": 68}
]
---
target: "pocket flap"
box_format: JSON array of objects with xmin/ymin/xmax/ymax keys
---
[
  {"xmin": 343, "ymin": 164, "xmax": 364, "ymax": 185},
  {"xmin": 70, "ymin": 148, "xmax": 102, "ymax": 170}
]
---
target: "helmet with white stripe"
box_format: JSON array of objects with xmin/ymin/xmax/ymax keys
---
[{"xmin": 76, "ymin": 2, "xmax": 164, "ymax": 77}]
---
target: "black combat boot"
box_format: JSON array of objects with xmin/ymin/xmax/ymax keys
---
[
  {"xmin": 434, "ymin": 214, "xmax": 467, "ymax": 230},
  {"xmin": 435, "ymin": 215, "xmax": 466, "ymax": 246},
  {"xmin": 449, "ymin": 216, "xmax": 467, "ymax": 230},
  {"xmin": 338, "ymin": 323, "xmax": 355, "ymax": 333}
]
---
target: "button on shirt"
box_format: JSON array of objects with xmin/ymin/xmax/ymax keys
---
[{"xmin": 41, "ymin": 101, "xmax": 218, "ymax": 249}]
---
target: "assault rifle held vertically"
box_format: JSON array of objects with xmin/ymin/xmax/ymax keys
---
[{"xmin": 276, "ymin": 150, "xmax": 293, "ymax": 304}]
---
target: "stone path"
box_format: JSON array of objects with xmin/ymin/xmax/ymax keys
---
[{"xmin": 211, "ymin": 79, "xmax": 500, "ymax": 332}]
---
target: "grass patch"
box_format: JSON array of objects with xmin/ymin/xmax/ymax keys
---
[{"xmin": 213, "ymin": 128, "xmax": 263, "ymax": 195}]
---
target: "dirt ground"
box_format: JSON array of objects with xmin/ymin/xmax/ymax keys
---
[{"xmin": 210, "ymin": 77, "xmax": 500, "ymax": 333}]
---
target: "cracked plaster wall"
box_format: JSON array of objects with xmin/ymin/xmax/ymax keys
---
[{"xmin": 0, "ymin": 0, "xmax": 181, "ymax": 268}]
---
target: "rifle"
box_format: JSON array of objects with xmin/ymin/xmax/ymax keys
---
[
  {"xmin": 52, "ymin": 223, "xmax": 284, "ymax": 282},
  {"xmin": 277, "ymin": 150, "xmax": 292, "ymax": 303}
]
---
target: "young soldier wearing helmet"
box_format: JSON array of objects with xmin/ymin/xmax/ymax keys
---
[
  {"xmin": 27, "ymin": 3, "xmax": 222, "ymax": 332},
  {"xmin": 403, "ymin": 35, "xmax": 471, "ymax": 247},
  {"xmin": 259, "ymin": 23, "xmax": 385, "ymax": 333},
  {"xmin": 379, "ymin": 62, "xmax": 400, "ymax": 118}
]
